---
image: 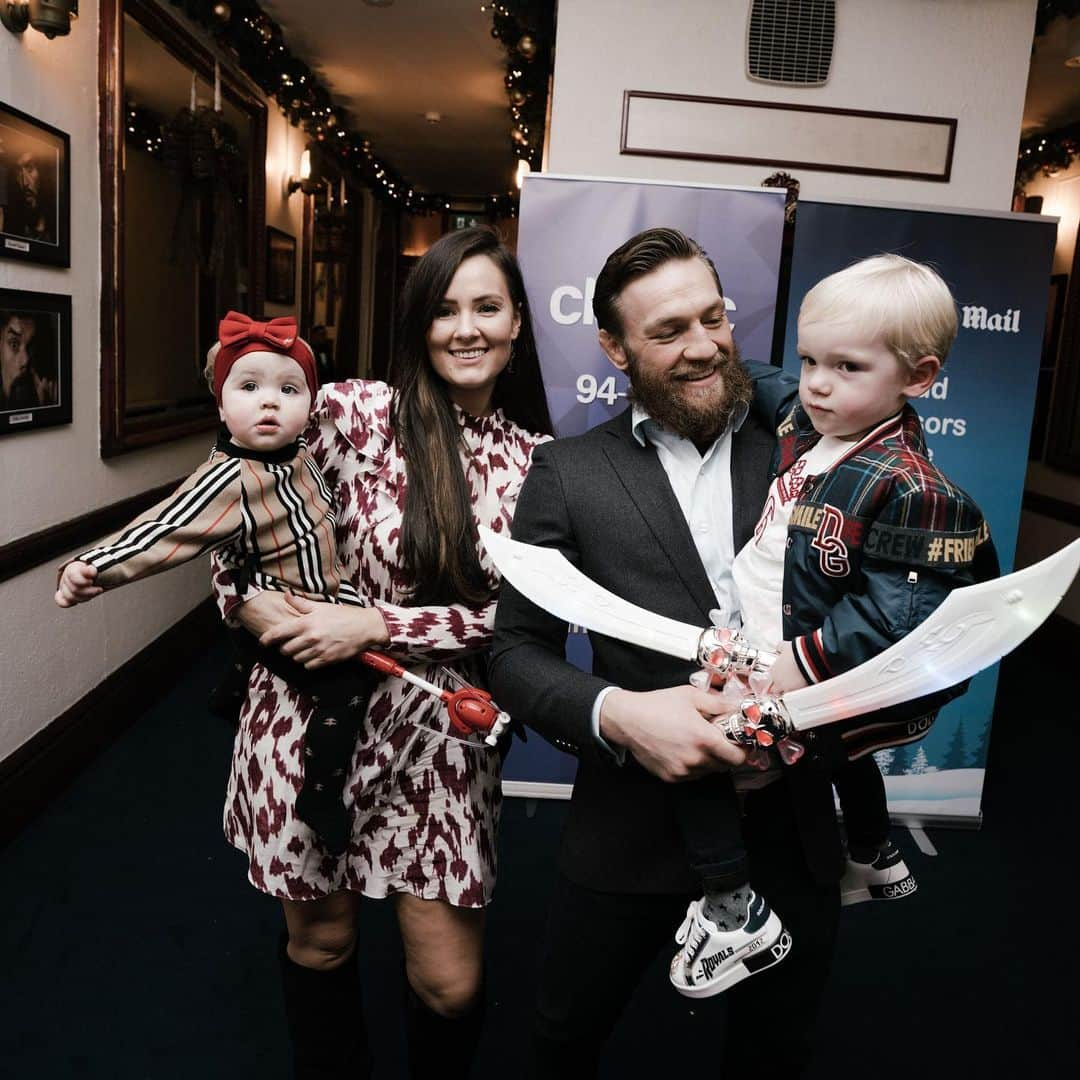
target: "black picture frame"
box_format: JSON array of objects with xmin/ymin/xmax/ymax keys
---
[
  {"xmin": 266, "ymin": 227, "xmax": 297, "ymax": 305},
  {"xmin": 0, "ymin": 102, "xmax": 71, "ymax": 268},
  {"xmin": 1, "ymin": 289, "xmax": 73, "ymax": 436}
]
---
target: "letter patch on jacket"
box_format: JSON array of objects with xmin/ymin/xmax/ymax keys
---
[{"xmin": 811, "ymin": 504, "xmax": 850, "ymax": 577}]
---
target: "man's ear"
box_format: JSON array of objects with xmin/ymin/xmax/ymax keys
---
[
  {"xmin": 903, "ymin": 355, "xmax": 942, "ymax": 399},
  {"xmin": 598, "ymin": 328, "xmax": 629, "ymax": 372}
]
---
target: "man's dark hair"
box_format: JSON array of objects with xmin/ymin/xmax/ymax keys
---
[{"xmin": 591, "ymin": 227, "xmax": 723, "ymax": 339}]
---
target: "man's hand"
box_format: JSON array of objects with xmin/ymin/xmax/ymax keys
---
[
  {"xmin": 55, "ymin": 561, "xmax": 102, "ymax": 607},
  {"xmin": 599, "ymin": 685, "xmax": 747, "ymax": 782}
]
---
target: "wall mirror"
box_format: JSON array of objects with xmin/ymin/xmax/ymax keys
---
[{"xmin": 100, "ymin": 0, "xmax": 266, "ymax": 456}]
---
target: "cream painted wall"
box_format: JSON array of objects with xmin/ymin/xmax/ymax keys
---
[
  {"xmin": 548, "ymin": 0, "xmax": 1037, "ymax": 212},
  {"xmin": 263, "ymin": 104, "xmax": 307, "ymax": 318},
  {"xmin": 0, "ymin": 3, "xmax": 312, "ymax": 763}
]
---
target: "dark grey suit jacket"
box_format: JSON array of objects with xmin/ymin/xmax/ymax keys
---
[{"xmin": 490, "ymin": 405, "xmax": 843, "ymax": 894}]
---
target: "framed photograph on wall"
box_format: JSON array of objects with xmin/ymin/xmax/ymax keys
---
[
  {"xmin": 1, "ymin": 289, "xmax": 73, "ymax": 436},
  {"xmin": 0, "ymin": 102, "xmax": 71, "ymax": 267},
  {"xmin": 266, "ymin": 227, "xmax": 297, "ymax": 305}
]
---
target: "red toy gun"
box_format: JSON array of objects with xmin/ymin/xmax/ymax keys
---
[{"xmin": 359, "ymin": 651, "xmax": 511, "ymax": 747}]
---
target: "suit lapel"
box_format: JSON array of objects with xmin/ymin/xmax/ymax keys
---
[
  {"xmin": 731, "ymin": 414, "xmax": 774, "ymax": 551},
  {"xmin": 601, "ymin": 416, "xmax": 716, "ymax": 623}
]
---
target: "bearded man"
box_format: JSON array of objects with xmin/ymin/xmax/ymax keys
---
[{"xmin": 490, "ymin": 228, "xmax": 842, "ymax": 1078}]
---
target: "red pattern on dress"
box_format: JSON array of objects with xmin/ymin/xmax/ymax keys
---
[{"xmin": 215, "ymin": 380, "xmax": 549, "ymax": 906}]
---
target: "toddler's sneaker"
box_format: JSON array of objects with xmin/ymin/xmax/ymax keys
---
[
  {"xmin": 840, "ymin": 840, "xmax": 917, "ymax": 906},
  {"xmin": 669, "ymin": 891, "xmax": 792, "ymax": 999}
]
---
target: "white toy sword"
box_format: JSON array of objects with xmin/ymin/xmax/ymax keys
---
[{"xmin": 480, "ymin": 526, "xmax": 1080, "ymax": 756}]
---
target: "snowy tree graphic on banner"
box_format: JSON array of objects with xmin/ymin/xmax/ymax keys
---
[
  {"xmin": 908, "ymin": 746, "xmax": 933, "ymax": 775},
  {"xmin": 874, "ymin": 748, "xmax": 895, "ymax": 774},
  {"xmin": 890, "ymin": 743, "xmax": 913, "ymax": 776},
  {"xmin": 942, "ymin": 721, "xmax": 969, "ymax": 771}
]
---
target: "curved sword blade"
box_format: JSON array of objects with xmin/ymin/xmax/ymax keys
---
[
  {"xmin": 781, "ymin": 538, "xmax": 1080, "ymax": 731},
  {"xmin": 479, "ymin": 525, "xmax": 703, "ymax": 661}
]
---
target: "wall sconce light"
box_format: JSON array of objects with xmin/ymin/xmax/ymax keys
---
[
  {"xmin": 1, "ymin": 0, "xmax": 78, "ymax": 39},
  {"xmin": 288, "ymin": 148, "xmax": 319, "ymax": 196}
]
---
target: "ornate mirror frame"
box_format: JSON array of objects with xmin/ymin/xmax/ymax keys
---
[{"xmin": 99, "ymin": 0, "xmax": 267, "ymax": 456}]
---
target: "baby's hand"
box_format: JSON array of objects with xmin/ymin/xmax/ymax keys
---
[{"xmin": 55, "ymin": 561, "xmax": 102, "ymax": 607}]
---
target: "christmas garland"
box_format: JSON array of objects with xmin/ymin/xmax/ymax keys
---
[
  {"xmin": 484, "ymin": 2, "xmax": 555, "ymax": 175},
  {"xmin": 164, "ymin": 0, "xmax": 521, "ymax": 216},
  {"xmin": 1017, "ymin": 122, "xmax": 1080, "ymax": 185}
]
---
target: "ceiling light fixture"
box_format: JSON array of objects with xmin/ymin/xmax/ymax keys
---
[
  {"xmin": 362, "ymin": 0, "xmax": 394, "ymax": 7},
  {"xmin": 1066, "ymin": 28, "xmax": 1080, "ymax": 68}
]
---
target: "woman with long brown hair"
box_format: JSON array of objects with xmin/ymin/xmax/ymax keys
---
[{"xmin": 214, "ymin": 226, "xmax": 553, "ymax": 1078}]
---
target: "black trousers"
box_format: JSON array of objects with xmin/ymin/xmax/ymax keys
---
[
  {"xmin": 670, "ymin": 770, "xmax": 748, "ymax": 891},
  {"xmin": 530, "ymin": 781, "xmax": 840, "ymax": 1080},
  {"xmin": 833, "ymin": 753, "xmax": 891, "ymax": 853},
  {"xmin": 230, "ymin": 629, "xmax": 378, "ymax": 806}
]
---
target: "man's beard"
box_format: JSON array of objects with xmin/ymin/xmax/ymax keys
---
[{"xmin": 626, "ymin": 341, "xmax": 753, "ymax": 445}]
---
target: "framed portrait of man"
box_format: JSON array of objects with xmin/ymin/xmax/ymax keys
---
[
  {"xmin": 0, "ymin": 289, "xmax": 73, "ymax": 436},
  {"xmin": 266, "ymin": 227, "xmax": 297, "ymax": 305},
  {"xmin": 0, "ymin": 102, "xmax": 71, "ymax": 268}
]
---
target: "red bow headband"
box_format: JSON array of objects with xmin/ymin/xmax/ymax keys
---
[{"xmin": 213, "ymin": 312, "xmax": 318, "ymax": 403}]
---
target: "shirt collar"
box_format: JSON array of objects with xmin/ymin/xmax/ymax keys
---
[{"xmin": 630, "ymin": 399, "xmax": 748, "ymax": 448}]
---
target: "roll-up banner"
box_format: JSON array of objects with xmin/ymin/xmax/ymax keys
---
[
  {"xmin": 505, "ymin": 177, "xmax": 1055, "ymax": 826},
  {"xmin": 784, "ymin": 199, "xmax": 1056, "ymax": 824},
  {"xmin": 503, "ymin": 174, "xmax": 787, "ymax": 795}
]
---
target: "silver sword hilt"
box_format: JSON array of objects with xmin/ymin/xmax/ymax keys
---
[
  {"xmin": 697, "ymin": 626, "xmax": 778, "ymax": 684},
  {"xmin": 715, "ymin": 695, "xmax": 806, "ymax": 766}
]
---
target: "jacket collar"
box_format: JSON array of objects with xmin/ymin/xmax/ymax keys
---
[{"xmin": 777, "ymin": 402, "xmax": 925, "ymax": 473}]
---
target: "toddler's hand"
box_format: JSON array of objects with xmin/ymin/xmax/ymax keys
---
[
  {"xmin": 767, "ymin": 642, "xmax": 810, "ymax": 695},
  {"xmin": 55, "ymin": 561, "xmax": 102, "ymax": 607}
]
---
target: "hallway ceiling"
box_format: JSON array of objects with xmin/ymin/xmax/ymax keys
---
[
  {"xmin": 260, "ymin": 0, "xmax": 516, "ymax": 198},
  {"xmin": 1023, "ymin": 15, "xmax": 1080, "ymax": 135}
]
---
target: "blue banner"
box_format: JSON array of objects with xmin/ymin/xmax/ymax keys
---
[
  {"xmin": 784, "ymin": 200, "xmax": 1056, "ymax": 821},
  {"xmin": 504, "ymin": 175, "xmax": 786, "ymax": 789}
]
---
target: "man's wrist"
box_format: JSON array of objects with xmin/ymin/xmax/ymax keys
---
[{"xmin": 591, "ymin": 685, "xmax": 626, "ymax": 764}]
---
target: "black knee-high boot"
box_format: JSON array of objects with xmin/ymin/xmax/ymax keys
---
[
  {"xmin": 278, "ymin": 934, "xmax": 372, "ymax": 1079},
  {"xmin": 404, "ymin": 983, "xmax": 486, "ymax": 1080}
]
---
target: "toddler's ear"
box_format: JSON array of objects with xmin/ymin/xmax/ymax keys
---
[{"xmin": 904, "ymin": 355, "xmax": 941, "ymax": 398}]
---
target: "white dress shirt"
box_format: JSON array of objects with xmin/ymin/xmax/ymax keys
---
[{"xmin": 591, "ymin": 401, "xmax": 749, "ymax": 757}]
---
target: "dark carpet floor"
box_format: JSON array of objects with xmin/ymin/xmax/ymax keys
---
[{"xmin": 2, "ymin": 622, "xmax": 1078, "ymax": 1078}]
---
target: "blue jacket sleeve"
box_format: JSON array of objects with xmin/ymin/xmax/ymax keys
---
[{"xmin": 744, "ymin": 359, "xmax": 799, "ymax": 432}]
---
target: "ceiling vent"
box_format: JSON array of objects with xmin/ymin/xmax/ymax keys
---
[{"xmin": 747, "ymin": 0, "xmax": 836, "ymax": 87}]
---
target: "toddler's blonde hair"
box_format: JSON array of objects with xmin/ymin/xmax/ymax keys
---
[{"xmin": 799, "ymin": 254, "xmax": 958, "ymax": 370}]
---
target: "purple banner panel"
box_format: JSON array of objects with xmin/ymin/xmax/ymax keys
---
[{"xmin": 503, "ymin": 174, "xmax": 786, "ymax": 790}]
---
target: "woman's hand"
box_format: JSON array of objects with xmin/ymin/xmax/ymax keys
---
[{"xmin": 259, "ymin": 595, "xmax": 391, "ymax": 669}]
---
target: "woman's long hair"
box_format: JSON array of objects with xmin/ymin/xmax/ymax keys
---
[{"xmin": 388, "ymin": 226, "xmax": 554, "ymax": 606}]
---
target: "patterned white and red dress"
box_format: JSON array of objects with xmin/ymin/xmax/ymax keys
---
[{"xmin": 215, "ymin": 380, "xmax": 549, "ymax": 906}]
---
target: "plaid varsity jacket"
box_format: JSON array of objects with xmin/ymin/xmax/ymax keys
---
[
  {"xmin": 748, "ymin": 362, "xmax": 998, "ymax": 763},
  {"xmin": 72, "ymin": 432, "xmax": 361, "ymax": 606}
]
